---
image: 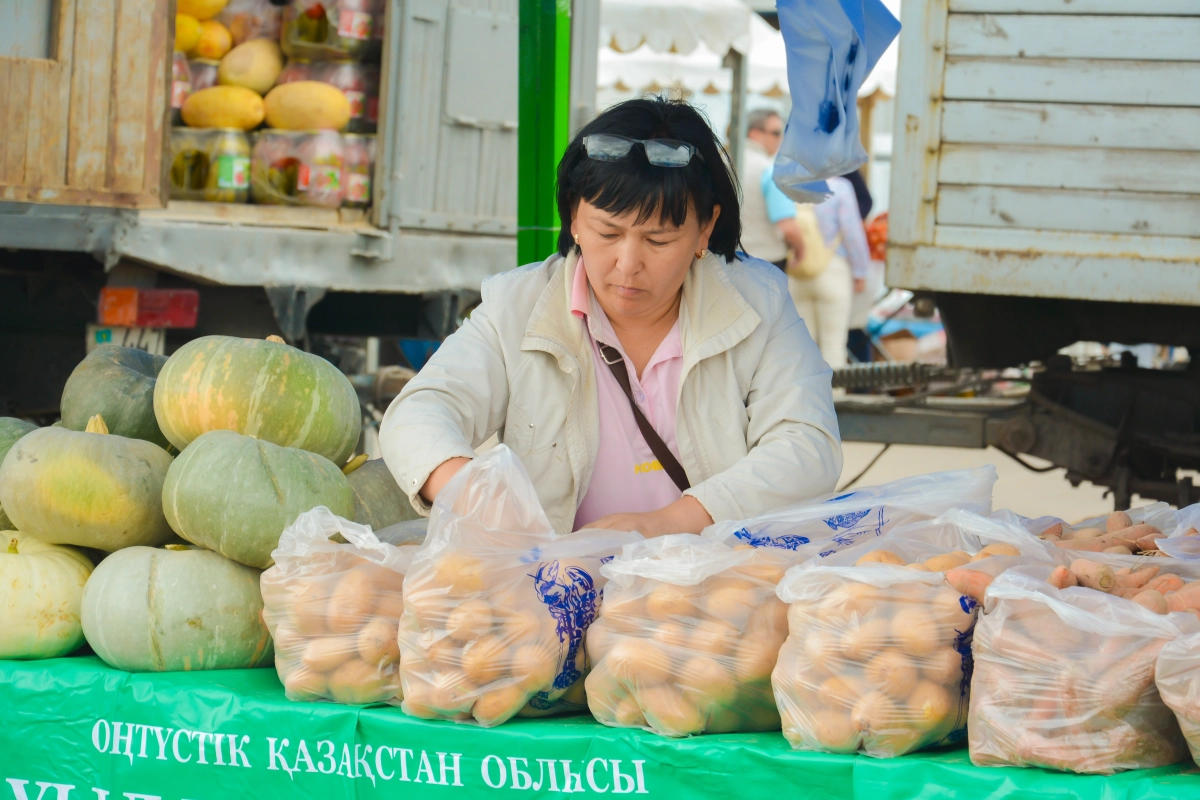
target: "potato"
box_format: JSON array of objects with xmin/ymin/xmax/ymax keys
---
[
  {"xmin": 327, "ymin": 570, "xmax": 377, "ymax": 633},
  {"xmin": 497, "ymin": 608, "xmax": 545, "ymax": 641},
  {"xmin": 704, "ymin": 585, "xmax": 754, "ymax": 627},
  {"xmin": 272, "ymin": 622, "xmax": 305, "ymax": 658},
  {"xmin": 678, "ymin": 655, "xmax": 738, "ymax": 709},
  {"xmin": 820, "ymin": 581, "xmax": 882, "ymax": 619},
  {"xmin": 607, "ymin": 639, "xmax": 672, "ymax": 686},
  {"xmin": 787, "ymin": 602, "xmax": 816, "ymax": 631},
  {"xmin": 973, "ymin": 543, "xmax": 1020, "ymax": 560},
  {"xmin": 472, "ymin": 684, "xmax": 528, "ymax": 726},
  {"xmin": 650, "ymin": 621, "xmax": 690, "ymax": 650},
  {"xmin": 930, "ymin": 588, "xmax": 976, "ymax": 631},
  {"xmin": 803, "ymin": 630, "xmax": 844, "ymax": 673},
  {"xmin": 612, "ymin": 695, "xmax": 647, "ymax": 727},
  {"xmin": 357, "ymin": 616, "xmax": 401, "ymax": 666},
  {"xmin": 890, "ymin": 608, "xmax": 942, "ymax": 658},
  {"xmin": 289, "ymin": 579, "xmax": 331, "ymax": 635},
  {"xmin": 427, "ymin": 635, "xmax": 462, "ymax": 666},
  {"xmin": 851, "ymin": 690, "xmax": 897, "ymax": 734},
  {"xmin": 907, "ymin": 680, "xmax": 955, "ymax": 730},
  {"xmin": 302, "ymin": 636, "xmax": 356, "ymax": 673},
  {"xmin": 511, "ymin": 641, "xmax": 558, "ymax": 690},
  {"xmin": 842, "ymin": 617, "xmax": 890, "ymax": 662},
  {"xmin": 812, "ymin": 710, "xmax": 860, "ymax": 753},
  {"xmin": 638, "ymin": 685, "xmax": 705, "ymax": 737},
  {"xmin": 432, "ymin": 552, "xmax": 486, "ymax": 595},
  {"xmin": 327, "ymin": 659, "xmax": 392, "ymax": 705},
  {"xmin": 855, "ymin": 550, "xmax": 905, "ymax": 566},
  {"xmin": 921, "ymin": 648, "xmax": 964, "ymax": 685},
  {"xmin": 732, "ymin": 637, "xmax": 778, "ymax": 683},
  {"xmin": 461, "ymin": 634, "xmax": 508, "ymax": 685},
  {"xmin": 923, "ymin": 552, "xmax": 971, "ymax": 572},
  {"xmin": 561, "ymin": 676, "xmax": 588, "ymax": 707},
  {"xmin": 690, "ymin": 619, "xmax": 737, "ymax": 657},
  {"xmin": 864, "ymin": 651, "xmax": 919, "ymax": 699},
  {"xmin": 819, "ymin": 675, "xmax": 864, "ymax": 709},
  {"xmin": 373, "ymin": 590, "xmax": 405, "ymax": 619},
  {"xmin": 429, "ymin": 671, "xmax": 477, "ymax": 716},
  {"xmin": 283, "ymin": 667, "xmax": 327, "ymax": 701},
  {"xmin": 645, "ymin": 584, "xmax": 701, "ymax": 618},
  {"xmin": 446, "ymin": 599, "xmax": 494, "ymax": 641}
]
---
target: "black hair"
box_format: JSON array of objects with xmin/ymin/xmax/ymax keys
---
[{"xmin": 556, "ymin": 96, "xmax": 742, "ymax": 263}]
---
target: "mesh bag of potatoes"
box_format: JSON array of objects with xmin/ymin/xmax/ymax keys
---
[
  {"xmin": 970, "ymin": 566, "xmax": 1198, "ymax": 774},
  {"xmin": 701, "ymin": 467, "xmax": 996, "ymax": 560},
  {"xmin": 1156, "ymin": 631, "xmax": 1200, "ymax": 766},
  {"xmin": 584, "ymin": 534, "xmax": 795, "ymax": 737},
  {"xmin": 396, "ymin": 445, "xmax": 640, "ymax": 727},
  {"xmin": 261, "ymin": 506, "xmax": 417, "ymax": 704},
  {"xmin": 770, "ymin": 510, "xmax": 1052, "ymax": 757}
]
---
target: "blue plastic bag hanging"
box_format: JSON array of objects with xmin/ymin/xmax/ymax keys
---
[{"xmin": 773, "ymin": 0, "xmax": 900, "ymax": 202}]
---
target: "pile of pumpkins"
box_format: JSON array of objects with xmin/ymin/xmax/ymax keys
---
[{"xmin": 0, "ymin": 335, "xmax": 415, "ymax": 672}]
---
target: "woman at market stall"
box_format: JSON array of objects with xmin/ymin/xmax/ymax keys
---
[{"xmin": 379, "ymin": 97, "xmax": 842, "ymax": 537}]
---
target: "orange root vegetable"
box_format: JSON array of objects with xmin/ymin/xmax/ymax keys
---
[
  {"xmin": 1042, "ymin": 533, "xmax": 1062, "ymax": 543},
  {"xmin": 1145, "ymin": 574, "xmax": 1185, "ymax": 595},
  {"xmin": 1063, "ymin": 527, "xmax": 1106, "ymax": 541},
  {"xmin": 1070, "ymin": 559, "xmax": 1116, "ymax": 593},
  {"xmin": 1047, "ymin": 566, "xmax": 1077, "ymax": 590},
  {"xmin": 1104, "ymin": 546, "xmax": 1134, "ymax": 555},
  {"xmin": 1106, "ymin": 511, "xmax": 1133, "ymax": 532},
  {"xmin": 1114, "ymin": 566, "xmax": 1159, "ymax": 590},
  {"xmin": 1131, "ymin": 590, "xmax": 1168, "ymax": 615},
  {"xmin": 973, "ymin": 543, "xmax": 1021, "ymax": 560},
  {"xmin": 923, "ymin": 552, "xmax": 972, "ymax": 572},
  {"xmin": 1136, "ymin": 533, "xmax": 1164, "ymax": 552},
  {"xmin": 944, "ymin": 567, "xmax": 993, "ymax": 603},
  {"xmin": 1040, "ymin": 522, "xmax": 1064, "ymax": 539},
  {"xmin": 1185, "ymin": 527, "xmax": 1200, "ymax": 537},
  {"xmin": 855, "ymin": 550, "xmax": 905, "ymax": 566}
]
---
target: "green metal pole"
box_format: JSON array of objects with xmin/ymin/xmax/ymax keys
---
[{"xmin": 518, "ymin": 0, "xmax": 572, "ymax": 266}]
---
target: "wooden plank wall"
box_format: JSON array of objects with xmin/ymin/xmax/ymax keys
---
[
  {"xmin": 0, "ymin": 0, "xmax": 170, "ymax": 208},
  {"xmin": 932, "ymin": 8, "xmax": 1200, "ymax": 256}
]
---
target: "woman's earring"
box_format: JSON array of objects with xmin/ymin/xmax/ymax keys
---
[
  {"xmin": 695, "ymin": 248, "xmax": 706, "ymax": 259},
  {"xmin": 574, "ymin": 234, "xmax": 580, "ymax": 245}
]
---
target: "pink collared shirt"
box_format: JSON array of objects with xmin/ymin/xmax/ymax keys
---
[{"xmin": 571, "ymin": 259, "xmax": 685, "ymax": 530}]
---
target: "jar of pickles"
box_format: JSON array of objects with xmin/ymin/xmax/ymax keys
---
[
  {"xmin": 275, "ymin": 58, "xmax": 314, "ymax": 86},
  {"xmin": 251, "ymin": 130, "xmax": 344, "ymax": 208},
  {"xmin": 169, "ymin": 129, "xmax": 252, "ymax": 203},
  {"xmin": 189, "ymin": 58, "xmax": 220, "ymax": 92},
  {"xmin": 281, "ymin": 0, "xmax": 377, "ymax": 61},
  {"xmin": 313, "ymin": 61, "xmax": 378, "ymax": 133},
  {"xmin": 171, "ymin": 52, "xmax": 192, "ymax": 127},
  {"xmin": 218, "ymin": 0, "xmax": 284, "ymax": 45},
  {"xmin": 342, "ymin": 133, "xmax": 375, "ymax": 209}
]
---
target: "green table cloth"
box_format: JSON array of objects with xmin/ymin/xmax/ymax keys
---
[{"xmin": 1, "ymin": 657, "xmax": 1198, "ymax": 799}]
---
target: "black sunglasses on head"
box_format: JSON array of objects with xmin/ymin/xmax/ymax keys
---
[{"xmin": 582, "ymin": 134, "xmax": 703, "ymax": 167}]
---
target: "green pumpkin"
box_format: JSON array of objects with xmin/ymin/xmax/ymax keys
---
[
  {"xmin": 153, "ymin": 335, "xmax": 362, "ymax": 465},
  {"xmin": 0, "ymin": 417, "xmax": 174, "ymax": 551},
  {"xmin": 162, "ymin": 430, "xmax": 354, "ymax": 568},
  {"xmin": 60, "ymin": 346, "xmax": 171, "ymax": 450},
  {"xmin": 81, "ymin": 544, "xmax": 273, "ymax": 672},
  {"xmin": 347, "ymin": 458, "xmax": 420, "ymax": 530},
  {"xmin": 0, "ymin": 418, "xmax": 38, "ymax": 530}
]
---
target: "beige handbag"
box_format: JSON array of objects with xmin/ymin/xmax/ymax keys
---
[{"xmin": 786, "ymin": 203, "xmax": 841, "ymax": 280}]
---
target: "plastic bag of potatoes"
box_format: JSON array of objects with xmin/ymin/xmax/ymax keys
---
[
  {"xmin": 584, "ymin": 535, "xmax": 794, "ymax": 737},
  {"xmin": 396, "ymin": 446, "xmax": 640, "ymax": 727},
  {"xmin": 1156, "ymin": 631, "xmax": 1200, "ymax": 765},
  {"xmin": 970, "ymin": 567, "xmax": 1197, "ymax": 774},
  {"xmin": 701, "ymin": 467, "xmax": 997, "ymax": 560},
  {"xmin": 770, "ymin": 510, "xmax": 1052, "ymax": 757},
  {"xmin": 261, "ymin": 506, "xmax": 416, "ymax": 704}
]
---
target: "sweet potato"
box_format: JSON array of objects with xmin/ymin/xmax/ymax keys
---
[
  {"xmin": 944, "ymin": 567, "xmax": 993, "ymax": 603},
  {"xmin": 1048, "ymin": 566, "xmax": 1077, "ymax": 590},
  {"xmin": 1131, "ymin": 590, "xmax": 1168, "ymax": 615},
  {"xmin": 1063, "ymin": 527, "xmax": 1107, "ymax": 541},
  {"xmin": 1145, "ymin": 574, "xmax": 1185, "ymax": 595},
  {"xmin": 1114, "ymin": 566, "xmax": 1159, "ymax": 591},
  {"xmin": 1104, "ymin": 546, "xmax": 1134, "ymax": 555},
  {"xmin": 855, "ymin": 550, "xmax": 905, "ymax": 566},
  {"xmin": 1185, "ymin": 527, "xmax": 1200, "ymax": 537},
  {"xmin": 1106, "ymin": 511, "xmax": 1133, "ymax": 532},
  {"xmin": 1071, "ymin": 559, "xmax": 1116, "ymax": 593},
  {"xmin": 1040, "ymin": 522, "xmax": 1064, "ymax": 539},
  {"xmin": 1136, "ymin": 533, "xmax": 1164, "ymax": 552}
]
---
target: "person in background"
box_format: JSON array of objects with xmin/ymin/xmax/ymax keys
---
[
  {"xmin": 787, "ymin": 176, "xmax": 871, "ymax": 370},
  {"xmin": 740, "ymin": 109, "xmax": 804, "ymax": 270}
]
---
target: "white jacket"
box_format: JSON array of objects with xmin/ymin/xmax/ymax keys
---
[{"xmin": 379, "ymin": 249, "xmax": 843, "ymax": 534}]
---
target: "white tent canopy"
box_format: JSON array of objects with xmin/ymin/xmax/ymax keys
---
[{"xmin": 600, "ymin": 0, "xmax": 755, "ymax": 57}]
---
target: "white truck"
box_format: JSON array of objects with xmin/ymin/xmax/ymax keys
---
[
  {"xmin": 843, "ymin": 0, "xmax": 1200, "ymax": 509},
  {"xmin": 0, "ymin": 0, "xmax": 517, "ymax": 414}
]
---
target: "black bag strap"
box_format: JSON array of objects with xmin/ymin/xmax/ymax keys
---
[{"xmin": 597, "ymin": 342, "xmax": 691, "ymax": 493}]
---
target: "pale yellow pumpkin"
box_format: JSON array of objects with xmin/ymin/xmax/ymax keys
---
[{"xmin": 1, "ymin": 530, "xmax": 93, "ymax": 659}]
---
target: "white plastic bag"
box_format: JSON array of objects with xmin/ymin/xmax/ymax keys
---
[
  {"xmin": 773, "ymin": 0, "xmax": 901, "ymax": 202},
  {"xmin": 969, "ymin": 567, "xmax": 1196, "ymax": 774},
  {"xmin": 397, "ymin": 445, "xmax": 640, "ymax": 726},
  {"xmin": 261, "ymin": 506, "xmax": 416, "ymax": 704},
  {"xmin": 1156, "ymin": 631, "xmax": 1200, "ymax": 765},
  {"xmin": 585, "ymin": 534, "xmax": 793, "ymax": 737},
  {"xmin": 702, "ymin": 467, "xmax": 997, "ymax": 561},
  {"xmin": 1159, "ymin": 504, "xmax": 1200, "ymax": 560}
]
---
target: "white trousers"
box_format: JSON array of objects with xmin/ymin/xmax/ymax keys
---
[{"xmin": 788, "ymin": 254, "xmax": 852, "ymax": 370}]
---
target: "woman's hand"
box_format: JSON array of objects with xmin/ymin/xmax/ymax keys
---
[
  {"xmin": 419, "ymin": 456, "xmax": 472, "ymax": 504},
  {"xmin": 587, "ymin": 495, "xmax": 714, "ymax": 538}
]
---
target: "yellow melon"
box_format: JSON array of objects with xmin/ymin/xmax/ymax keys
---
[
  {"xmin": 181, "ymin": 85, "xmax": 264, "ymax": 130},
  {"xmin": 178, "ymin": 0, "xmax": 229, "ymax": 21},
  {"xmin": 218, "ymin": 38, "xmax": 283, "ymax": 95},
  {"xmin": 264, "ymin": 81, "xmax": 352, "ymax": 131}
]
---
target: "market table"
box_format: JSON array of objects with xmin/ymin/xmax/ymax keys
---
[{"xmin": 2, "ymin": 657, "xmax": 1198, "ymax": 800}]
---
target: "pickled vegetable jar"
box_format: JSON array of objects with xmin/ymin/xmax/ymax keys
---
[
  {"xmin": 169, "ymin": 129, "xmax": 252, "ymax": 203},
  {"xmin": 275, "ymin": 58, "xmax": 314, "ymax": 86},
  {"xmin": 189, "ymin": 58, "xmax": 220, "ymax": 92},
  {"xmin": 251, "ymin": 130, "xmax": 344, "ymax": 208},
  {"xmin": 171, "ymin": 52, "xmax": 192, "ymax": 127},
  {"xmin": 218, "ymin": 0, "xmax": 284, "ymax": 45},
  {"xmin": 281, "ymin": 0, "xmax": 376, "ymax": 60},
  {"xmin": 313, "ymin": 61, "xmax": 378, "ymax": 133},
  {"xmin": 342, "ymin": 133, "xmax": 375, "ymax": 209}
]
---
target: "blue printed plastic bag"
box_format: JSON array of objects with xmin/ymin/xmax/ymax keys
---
[{"xmin": 773, "ymin": 0, "xmax": 900, "ymax": 201}]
